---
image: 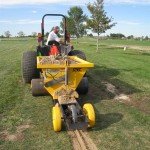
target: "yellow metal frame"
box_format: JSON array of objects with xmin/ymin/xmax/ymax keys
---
[
  {"xmin": 37, "ymin": 56, "xmax": 94, "ymax": 69},
  {"xmin": 37, "ymin": 56, "xmax": 94, "ymax": 99}
]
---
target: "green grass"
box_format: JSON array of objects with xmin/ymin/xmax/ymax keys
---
[
  {"xmin": 101, "ymin": 39, "xmax": 150, "ymax": 46},
  {"xmin": 0, "ymin": 38, "xmax": 150, "ymax": 150},
  {"xmin": 79, "ymin": 37, "xmax": 150, "ymax": 46}
]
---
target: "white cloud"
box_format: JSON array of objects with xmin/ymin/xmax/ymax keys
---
[
  {"xmin": 0, "ymin": 0, "xmax": 150, "ymax": 6},
  {"xmin": 0, "ymin": 19, "xmax": 61, "ymax": 25},
  {"xmin": 117, "ymin": 20, "xmax": 141, "ymax": 25},
  {"xmin": 0, "ymin": 0, "xmax": 92, "ymax": 6},
  {"xmin": 0, "ymin": 20, "xmax": 11, "ymax": 23},
  {"xmin": 0, "ymin": 19, "xmax": 41, "ymax": 24},
  {"xmin": 105, "ymin": 0, "xmax": 150, "ymax": 5},
  {"xmin": 32, "ymin": 10, "xmax": 37, "ymax": 14}
]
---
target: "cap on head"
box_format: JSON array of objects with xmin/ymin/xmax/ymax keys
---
[{"xmin": 54, "ymin": 26, "xmax": 60, "ymax": 32}]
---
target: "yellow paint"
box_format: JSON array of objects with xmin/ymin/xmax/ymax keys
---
[
  {"xmin": 83, "ymin": 103, "xmax": 95, "ymax": 128},
  {"xmin": 52, "ymin": 106, "xmax": 62, "ymax": 132},
  {"xmin": 37, "ymin": 56, "xmax": 94, "ymax": 99}
]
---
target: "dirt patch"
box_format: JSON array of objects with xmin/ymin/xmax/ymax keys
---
[
  {"xmin": 0, "ymin": 124, "xmax": 31, "ymax": 141},
  {"xmin": 110, "ymin": 44, "xmax": 150, "ymax": 51},
  {"xmin": 103, "ymin": 82, "xmax": 118, "ymax": 95},
  {"xmin": 114, "ymin": 94, "xmax": 130, "ymax": 102},
  {"xmin": 102, "ymin": 81, "xmax": 130, "ymax": 102},
  {"xmin": 123, "ymin": 98, "xmax": 150, "ymax": 115},
  {"xmin": 103, "ymin": 81, "xmax": 150, "ymax": 114}
]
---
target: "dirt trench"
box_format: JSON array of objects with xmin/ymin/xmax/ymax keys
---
[
  {"xmin": 103, "ymin": 81, "xmax": 150, "ymax": 114},
  {"xmin": 68, "ymin": 130, "xmax": 98, "ymax": 150}
]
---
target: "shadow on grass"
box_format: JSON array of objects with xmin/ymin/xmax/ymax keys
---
[
  {"xmin": 80, "ymin": 65, "xmax": 141, "ymax": 103},
  {"xmin": 105, "ymin": 47, "xmax": 123, "ymax": 50},
  {"xmin": 82, "ymin": 65, "xmax": 141, "ymax": 103},
  {"xmin": 142, "ymin": 53, "xmax": 150, "ymax": 56},
  {"xmin": 88, "ymin": 65, "xmax": 141, "ymax": 96},
  {"xmin": 91, "ymin": 112, "xmax": 123, "ymax": 131},
  {"xmin": 79, "ymin": 65, "xmax": 141, "ymax": 130},
  {"xmin": 88, "ymin": 44, "xmax": 113, "ymax": 48},
  {"xmin": 121, "ymin": 52, "xmax": 150, "ymax": 56}
]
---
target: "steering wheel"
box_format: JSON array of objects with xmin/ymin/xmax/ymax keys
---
[{"xmin": 48, "ymin": 40, "xmax": 60, "ymax": 46}]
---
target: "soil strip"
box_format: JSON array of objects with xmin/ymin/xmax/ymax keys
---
[{"xmin": 68, "ymin": 130, "xmax": 98, "ymax": 150}]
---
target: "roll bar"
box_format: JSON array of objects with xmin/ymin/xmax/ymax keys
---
[{"xmin": 41, "ymin": 14, "xmax": 67, "ymax": 46}]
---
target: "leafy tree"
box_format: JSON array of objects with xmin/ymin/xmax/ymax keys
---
[
  {"xmin": 127, "ymin": 35, "xmax": 134, "ymax": 39},
  {"xmin": 45, "ymin": 32, "xmax": 49, "ymax": 37},
  {"xmin": 110, "ymin": 33, "xmax": 125, "ymax": 39},
  {"xmin": 32, "ymin": 32, "xmax": 37, "ymax": 38},
  {"xmin": 18, "ymin": 31, "xmax": 25, "ymax": 37},
  {"xmin": 0, "ymin": 35, "xmax": 5, "ymax": 38},
  {"xmin": 60, "ymin": 6, "xmax": 87, "ymax": 43},
  {"xmin": 145, "ymin": 36, "xmax": 149, "ymax": 40},
  {"xmin": 88, "ymin": 33, "xmax": 93, "ymax": 37},
  {"xmin": 4, "ymin": 31, "xmax": 11, "ymax": 38},
  {"xmin": 87, "ymin": 0, "xmax": 116, "ymax": 52}
]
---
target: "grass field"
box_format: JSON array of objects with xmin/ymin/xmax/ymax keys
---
[{"xmin": 0, "ymin": 38, "xmax": 150, "ymax": 150}]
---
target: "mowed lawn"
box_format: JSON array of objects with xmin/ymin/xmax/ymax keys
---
[{"xmin": 0, "ymin": 38, "xmax": 150, "ymax": 150}]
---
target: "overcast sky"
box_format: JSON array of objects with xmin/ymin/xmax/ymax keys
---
[{"xmin": 0, "ymin": 0, "xmax": 150, "ymax": 37}]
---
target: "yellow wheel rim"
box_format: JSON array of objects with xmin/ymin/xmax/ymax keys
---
[
  {"xmin": 83, "ymin": 103, "xmax": 95, "ymax": 128},
  {"xmin": 52, "ymin": 106, "xmax": 62, "ymax": 132}
]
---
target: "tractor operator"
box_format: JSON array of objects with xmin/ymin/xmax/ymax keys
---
[{"xmin": 46, "ymin": 26, "xmax": 63, "ymax": 45}]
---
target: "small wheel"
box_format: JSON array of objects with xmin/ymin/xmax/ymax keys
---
[
  {"xmin": 52, "ymin": 106, "xmax": 62, "ymax": 132},
  {"xmin": 76, "ymin": 77, "xmax": 88, "ymax": 94},
  {"xmin": 68, "ymin": 104, "xmax": 78, "ymax": 123},
  {"xmin": 83, "ymin": 103, "xmax": 95, "ymax": 128},
  {"xmin": 31, "ymin": 79, "xmax": 49, "ymax": 96}
]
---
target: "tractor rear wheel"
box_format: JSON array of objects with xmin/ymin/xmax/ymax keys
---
[
  {"xmin": 68, "ymin": 50, "xmax": 86, "ymax": 60},
  {"xmin": 76, "ymin": 77, "xmax": 88, "ymax": 95},
  {"xmin": 22, "ymin": 51, "xmax": 40, "ymax": 83}
]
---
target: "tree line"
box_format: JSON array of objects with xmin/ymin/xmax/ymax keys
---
[
  {"xmin": 1, "ymin": 0, "xmax": 116, "ymax": 52},
  {"xmin": 0, "ymin": 31, "xmax": 37, "ymax": 38},
  {"xmin": 1, "ymin": 0, "xmax": 149, "ymax": 51}
]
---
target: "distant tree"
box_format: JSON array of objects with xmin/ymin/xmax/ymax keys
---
[
  {"xmin": 87, "ymin": 0, "xmax": 116, "ymax": 52},
  {"xmin": 45, "ymin": 32, "xmax": 49, "ymax": 37},
  {"xmin": 106, "ymin": 35, "xmax": 110, "ymax": 38},
  {"xmin": 18, "ymin": 31, "xmax": 25, "ymax": 37},
  {"xmin": 88, "ymin": 33, "xmax": 93, "ymax": 37},
  {"xmin": 32, "ymin": 32, "xmax": 37, "ymax": 38},
  {"xmin": 60, "ymin": 16, "xmax": 75, "ymax": 35},
  {"xmin": 60, "ymin": 6, "xmax": 87, "ymax": 43},
  {"xmin": 145, "ymin": 36, "xmax": 149, "ymax": 40},
  {"xmin": 127, "ymin": 35, "xmax": 134, "ymax": 39},
  {"xmin": 141, "ymin": 36, "xmax": 144, "ymax": 40},
  {"xmin": 4, "ymin": 31, "xmax": 11, "ymax": 38},
  {"xmin": 0, "ymin": 35, "xmax": 5, "ymax": 38},
  {"xmin": 110, "ymin": 33, "xmax": 125, "ymax": 39}
]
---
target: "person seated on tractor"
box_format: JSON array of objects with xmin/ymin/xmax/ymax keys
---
[{"xmin": 46, "ymin": 26, "xmax": 63, "ymax": 46}]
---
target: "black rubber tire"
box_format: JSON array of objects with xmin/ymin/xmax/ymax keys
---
[
  {"xmin": 76, "ymin": 77, "xmax": 88, "ymax": 95},
  {"xmin": 22, "ymin": 51, "xmax": 40, "ymax": 83},
  {"xmin": 68, "ymin": 50, "xmax": 87, "ymax": 77},
  {"xmin": 31, "ymin": 79, "xmax": 49, "ymax": 96},
  {"xmin": 68, "ymin": 50, "xmax": 86, "ymax": 60}
]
